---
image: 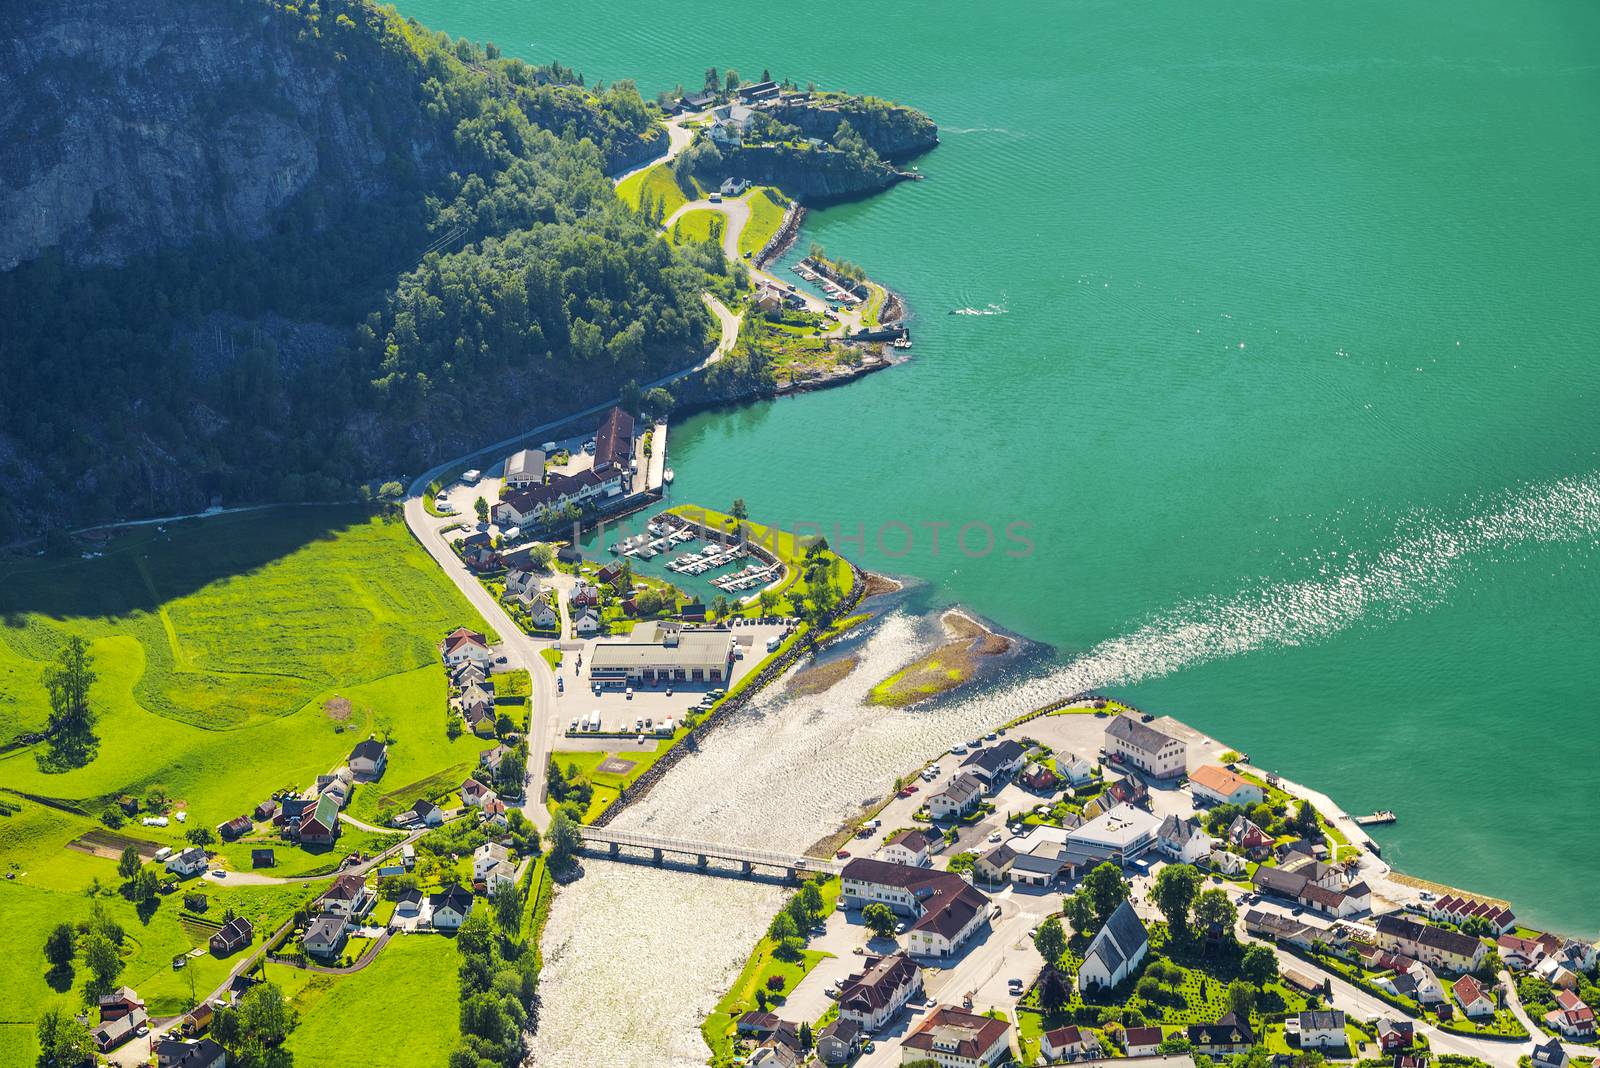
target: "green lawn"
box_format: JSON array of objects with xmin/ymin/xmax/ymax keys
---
[
  {"xmin": 666, "ymin": 503, "xmax": 855, "ymax": 614},
  {"xmin": 0, "ymin": 508, "xmax": 491, "ymax": 836},
  {"xmin": 214, "ymin": 826, "xmax": 400, "ymax": 878},
  {"xmin": 282, "ymin": 935, "xmax": 462, "ymax": 1067},
  {"xmin": 616, "ymin": 161, "xmax": 690, "ymax": 218},
  {"xmin": 670, "ymin": 208, "xmax": 725, "ymax": 246},
  {"xmin": 737, "ymin": 187, "xmax": 790, "ymax": 258}
]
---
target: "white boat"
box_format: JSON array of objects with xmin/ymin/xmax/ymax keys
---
[{"xmin": 663, "ymin": 469, "xmax": 675, "ymax": 484}]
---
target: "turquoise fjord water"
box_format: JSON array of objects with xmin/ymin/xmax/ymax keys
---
[{"xmin": 398, "ymin": 0, "xmax": 1600, "ymax": 931}]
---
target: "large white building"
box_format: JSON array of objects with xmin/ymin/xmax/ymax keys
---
[
  {"xmin": 588, "ymin": 622, "xmax": 736, "ymax": 686},
  {"xmin": 1104, "ymin": 713, "xmax": 1187, "ymax": 779},
  {"xmin": 840, "ymin": 859, "xmax": 990, "ymax": 959},
  {"xmin": 1064, "ymin": 803, "xmax": 1161, "ymax": 868}
]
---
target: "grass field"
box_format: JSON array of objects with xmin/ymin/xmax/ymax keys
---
[
  {"xmin": 670, "ymin": 208, "xmax": 725, "ymax": 247},
  {"xmin": 616, "ymin": 162, "xmax": 690, "ymax": 218},
  {"xmin": 278, "ymin": 935, "xmax": 462, "ymax": 1067},
  {"xmin": 0, "ymin": 506, "xmax": 492, "ymax": 1043},
  {"xmin": 737, "ymin": 187, "xmax": 790, "ymax": 258}
]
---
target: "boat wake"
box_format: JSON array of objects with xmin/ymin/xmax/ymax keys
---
[
  {"xmin": 968, "ymin": 469, "xmax": 1600, "ymax": 712},
  {"xmin": 950, "ymin": 302, "xmax": 1009, "ymax": 316}
]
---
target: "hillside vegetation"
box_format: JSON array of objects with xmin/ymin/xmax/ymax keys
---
[{"xmin": 0, "ymin": 0, "xmax": 740, "ymax": 538}]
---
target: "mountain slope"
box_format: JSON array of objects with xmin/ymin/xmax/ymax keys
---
[{"xmin": 0, "ymin": 0, "xmax": 732, "ymax": 537}]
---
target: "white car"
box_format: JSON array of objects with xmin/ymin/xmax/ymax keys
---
[{"xmin": 988, "ymin": 831, "xmax": 1002, "ymax": 843}]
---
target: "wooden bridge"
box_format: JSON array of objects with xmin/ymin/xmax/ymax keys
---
[{"xmin": 577, "ymin": 826, "xmax": 840, "ymax": 881}]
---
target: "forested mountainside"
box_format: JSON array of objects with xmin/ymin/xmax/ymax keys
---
[{"xmin": 0, "ymin": 0, "xmax": 736, "ymax": 539}]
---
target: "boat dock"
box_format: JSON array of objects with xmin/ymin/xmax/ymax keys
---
[{"xmin": 1354, "ymin": 810, "xmax": 1397, "ymax": 826}]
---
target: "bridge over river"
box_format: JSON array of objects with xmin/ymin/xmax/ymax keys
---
[{"xmin": 577, "ymin": 826, "xmax": 841, "ymax": 882}]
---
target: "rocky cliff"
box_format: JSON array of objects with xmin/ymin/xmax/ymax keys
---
[
  {"xmin": 768, "ymin": 94, "xmax": 939, "ymax": 160},
  {"xmin": 707, "ymin": 144, "xmax": 912, "ymax": 200}
]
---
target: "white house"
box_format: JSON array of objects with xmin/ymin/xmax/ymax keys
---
[
  {"xmin": 441, "ymin": 627, "xmax": 492, "ymax": 667},
  {"xmin": 573, "ymin": 608, "xmax": 601, "ymax": 636},
  {"xmin": 430, "ymin": 886, "xmax": 474, "ymax": 930},
  {"xmin": 840, "ymin": 859, "xmax": 990, "ymax": 959},
  {"xmin": 502, "ymin": 448, "xmax": 546, "ymax": 490},
  {"xmin": 1053, "ymin": 752, "xmax": 1095, "ymax": 787},
  {"xmin": 473, "ymin": 841, "xmax": 510, "ymax": 882},
  {"xmin": 836, "ymin": 952, "xmax": 922, "ymax": 1032},
  {"xmin": 410, "ymin": 798, "xmax": 445, "ymax": 827},
  {"xmin": 1156, "ymin": 815, "xmax": 1213, "ymax": 864},
  {"xmin": 1296, "ymin": 1011, "xmax": 1347, "ymax": 1049},
  {"xmin": 461, "ymin": 778, "xmax": 497, "ymax": 809},
  {"xmin": 1103, "ymin": 713, "xmax": 1187, "ymax": 779},
  {"xmin": 1187, "ymin": 765, "xmax": 1264, "ymax": 807},
  {"xmin": 901, "ymin": 1007, "xmax": 1012, "ymax": 1067},
  {"xmin": 1063, "ymin": 803, "xmax": 1161, "ymax": 868},
  {"xmin": 878, "ymin": 829, "xmax": 933, "ymax": 867},
  {"xmin": 1453, "ymin": 976, "xmax": 1495, "ymax": 1018},
  {"xmin": 525, "ymin": 596, "xmax": 557, "ymax": 628},
  {"xmin": 493, "ymin": 467, "xmax": 621, "ymax": 528},
  {"xmin": 926, "ymin": 773, "xmax": 983, "ymax": 820},
  {"xmin": 1123, "ymin": 1026, "xmax": 1164, "ymax": 1058},
  {"xmin": 484, "ymin": 859, "xmax": 517, "ymax": 896},
  {"xmin": 347, "ymin": 738, "xmax": 388, "ymax": 780},
  {"xmin": 166, "ymin": 847, "xmax": 207, "ymax": 878},
  {"xmin": 708, "ymin": 103, "xmax": 756, "ymax": 144},
  {"xmin": 720, "ymin": 177, "xmax": 751, "ymax": 196},
  {"xmin": 1041, "ymin": 1025, "xmax": 1100, "ymax": 1062},
  {"xmin": 318, "ymin": 872, "xmax": 373, "ymax": 919},
  {"xmin": 1209, "ymin": 848, "xmax": 1248, "ymax": 875},
  {"xmin": 302, "ymin": 915, "xmax": 348, "ymax": 958},
  {"xmin": 1078, "ymin": 900, "xmax": 1149, "ymax": 992}
]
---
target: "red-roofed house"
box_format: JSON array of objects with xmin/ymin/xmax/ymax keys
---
[
  {"xmin": 1041, "ymin": 1025, "xmax": 1100, "ymax": 1062},
  {"xmin": 1452, "ymin": 975, "xmax": 1494, "ymax": 1018},
  {"xmin": 1188, "ymin": 765, "xmax": 1265, "ymax": 807},
  {"xmin": 1546, "ymin": 990, "xmax": 1596, "ymax": 1039},
  {"xmin": 902, "ymin": 1006, "xmax": 1012, "ymax": 1067},
  {"xmin": 441, "ymin": 627, "xmax": 492, "ymax": 667}
]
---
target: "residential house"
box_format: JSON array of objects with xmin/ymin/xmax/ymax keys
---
[
  {"xmin": 1104, "ymin": 713, "xmax": 1187, "ymax": 779},
  {"xmin": 1078, "ymin": 900, "xmax": 1149, "ymax": 991},
  {"xmin": 1496, "ymin": 933, "xmax": 1545, "ymax": 970},
  {"xmin": 1245, "ymin": 909, "xmax": 1347, "ymax": 953},
  {"xmin": 901, "ymin": 1006, "xmax": 1013, "ymax": 1067},
  {"xmin": 1054, "ymin": 752, "xmax": 1096, "ymax": 786},
  {"xmin": 836, "ymin": 952, "xmax": 922, "ymax": 1032},
  {"xmin": 480, "ymin": 744, "xmax": 513, "ymax": 775},
  {"xmin": 1063, "ymin": 803, "xmax": 1160, "ymax": 868},
  {"xmin": 879, "ymin": 828, "xmax": 933, "ymax": 867},
  {"xmin": 737, "ymin": 1011, "xmax": 783, "ymax": 1039},
  {"xmin": 1227, "ymin": 815, "xmax": 1274, "ymax": 859},
  {"xmin": 708, "ymin": 103, "xmax": 756, "ymax": 144},
  {"xmin": 319, "ymin": 872, "xmax": 373, "ymax": 919},
  {"xmin": 1377, "ymin": 1018, "xmax": 1415, "ymax": 1052},
  {"xmin": 1429, "ymin": 894, "xmax": 1516, "ymax": 935},
  {"xmin": 673, "ymin": 90, "xmax": 716, "ymax": 113},
  {"xmin": 348, "ymin": 739, "xmax": 388, "ymax": 780},
  {"xmin": 493, "ymin": 467, "xmax": 622, "ymax": 528},
  {"xmin": 98, "ymin": 987, "xmax": 145, "ymax": 1021},
  {"xmin": 748, "ymin": 1043, "xmax": 799, "ymax": 1068},
  {"xmin": 1188, "ymin": 1013, "xmax": 1256, "ymax": 1056},
  {"xmin": 303, "ymin": 915, "xmax": 348, "ymax": 958},
  {"xmin": 960, "ymin": 740, "xmax": 1027, "ymax": 790},
  {"xmin": 1545, "ymin": 990, "xmax": 1596, "ymax": 1039},
  {"xmin": 441, "ymin": 627, "xmax": 493, "ymax": 667},
  {"xmin": 1297, "ymin": 1011, "xmax": 1347, "ymax": 1049},
  {"xmin": 1041, "ymin": 1025, "xmax": 1101, "ymax": 1062},
  {"xmin": 736, "ymin": 79, "xmax": 780, "ymax": 102},
  {"xmin": 1374, "ymin": 914, "xmax": 1487, "ymax": 973},
  {"xmin": 154, "ymin": 1037, "xmax": 228, "ymax": 1068},
  {"xmin": 1251, "ymin": 865, "xmax": 1368, "ymax": 918},
  {"xmin": 94, "ymin": 1008, "xmax": 148, "ymax": 1053},
  {"xmin": 483, "ymin": 859, "xmax": 517, "ymax": 896},
  {"xmin": 462, "ymin": 777, "xmax": 497, "ymax": 809},
  {"xmin": 1535, "ymin": 953, "xmax": 1581, "ymax": 990},
  {"xmin": 1210, "ymin": 849, "xmax": 1248, "ymax": 875},
  {"xmin": 839, "ymin": 859, "xmax": 991, "ymax": 959},
  {"xmin": 1531, "ymin": 1038, "xmax": 1570, "ymax": 1068},
  {"xmin": 1452, "ymin": 975, "xmax": 1495, "ymax": 1018},
  {"xmin": 573, "ymin": 608, "xmax": 601, "ymax": 636},
  {"xmin": 524, "ymin": 595, "xmax": 557, "ymax": 628},
  {"xmin": 502, "ymin": 448, "xmax": 547, "ymax": 490},
  {"xmin": 394, "ymin": 887, "xmax": 425, "ymax": 917},
  {"xmin": 473, "ymin": 842, "xmax": 511, "ymax": 881},
  {"xmin": 927, "ymin": 773, "xmax": 984, "ymax": 820},
  {"xmin": 451, "ymin": 661, "xmax": 488, "ymax": 690},
  {"xmin": 1123, "ymin": 1026, "xmax": 1164, "ymax": 1057},
  {"xmin": 1020, "ymin": 762, "xmax": 1061, "ymax": 793},
  {"xmin": 298, "ymin": 792, "xmax": 341, "ymax": 846},
  {"xmin": 571, "ymin": 580, "xmax": 603, "ymax": 608},
  {"xmin": 1188, "ymin": 765, "xmax": 1265, "ymax": 807},
  {"xmin": 816, "ymin": 1018, "xmax": 862, "ymax": 1065},
  {"xmin": 167, "ymin": 846, "xmax": 207, "ymax": 878},
  {"xmin": 251, "ymin": 848, "xmax": 275, "ymax": 868},
  {"xmin": 410, "ymin": 798, "xmax": 445, "ymax": 827},
  {"xmin": 974, "ymin": 843, "xmax": 1017, "ymax": 884},
  {"xmin": 430, "ymin": 885, "xmax": 474, "ymax": 930},
  {"xmin": 1156, "ymin": 815, "xmax": 1213, "ymax": 864},
  {"xmin": 209, "ymin": 917, "xmax": 253, "ymax": 956}
]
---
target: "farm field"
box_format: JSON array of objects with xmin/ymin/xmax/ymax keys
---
[
  {"xmin": 0, "ymin": 506, "xmax": 493, "ymax": 1053},
  {"xmin": 0, "ymin": 507, "xmax": 490, "ymax": 830},
  {"xmin": 278, "ymin": 934, "xmax": 462, "ymax": 1067}
]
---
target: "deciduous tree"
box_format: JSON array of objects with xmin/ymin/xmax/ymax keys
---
[
  {"xmin": 1152, "ymin": 863, "xmax": 1203, "ymax": 935},
  {"xmin": 40, "ymin": 635, "xmax": 98, "ymax": 769},
  {"xmin": 1033, "ymin": 916, "xmax": 1067, "ymax": 967},
  {"xmin": 862, "ymin": 902, "xmax": 896, "ymax": 938}
]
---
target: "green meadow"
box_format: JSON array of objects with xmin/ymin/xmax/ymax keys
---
[
  {"xmin": 0, "ymin": 506, "xmax": 492, "ymax": 1050},
  {"xmin": 737, "ymin": 187, "xmax": 790, "ymax": 258}
]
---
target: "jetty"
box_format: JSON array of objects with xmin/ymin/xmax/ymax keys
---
[{"xmin": 1354, "ymin": 810, "xmax": 1397, "ymax": 826}]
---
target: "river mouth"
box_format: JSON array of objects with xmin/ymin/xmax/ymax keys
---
[{"xmin": 529, "ymin": 603, "xmax": 1066, "ymax": 1065}]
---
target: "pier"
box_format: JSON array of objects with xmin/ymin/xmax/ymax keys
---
[
  {"xmin": 576, "ymin": 826, "xmax": 840, "ymax": 882},
  {"xmin": 1354, "ymin": 810, "xmax": 1397, "ymax": 826}
]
